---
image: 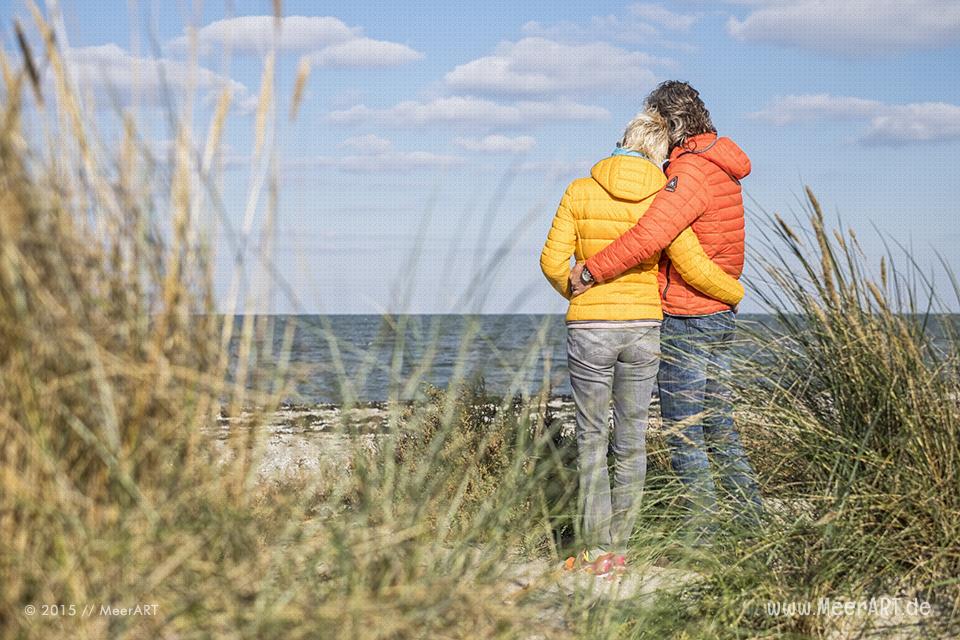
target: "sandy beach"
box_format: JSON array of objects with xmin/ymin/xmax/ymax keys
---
[{"xmin": 209, "ymin": 397, "xmax": 582, "ymax": 482}]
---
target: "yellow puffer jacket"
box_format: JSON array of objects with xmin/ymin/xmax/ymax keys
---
[{"xmin": 540, "ymin": 153, "xmax": 744, "ymax": 321}]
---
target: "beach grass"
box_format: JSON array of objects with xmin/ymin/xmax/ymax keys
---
[{"xmin": 2, "ymin": 11, "xmax": 959, "ymax": 639}]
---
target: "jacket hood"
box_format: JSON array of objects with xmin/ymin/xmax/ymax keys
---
[
  {"xmin": 590, "ymin": 154, "xmax": 665, "ymax": 202},
  {"xmin": 672, "ymin": 133, "xmax": 751, "ymax": 180}
]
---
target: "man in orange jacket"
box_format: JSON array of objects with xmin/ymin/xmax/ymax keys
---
[{"xmin": 571, "ymin": 81, "xmax": 763, "ymax": 540}]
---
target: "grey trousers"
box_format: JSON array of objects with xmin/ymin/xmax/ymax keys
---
[{"xmin": 567, "ymin": 325, "xmax": 660, "ymax": 554}]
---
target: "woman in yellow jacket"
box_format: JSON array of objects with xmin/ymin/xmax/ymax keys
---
[{"xmin": 539, "ymin": 110, "xmax": 743, "ymax": 573}]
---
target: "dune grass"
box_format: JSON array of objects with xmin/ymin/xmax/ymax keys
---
[
  {"xmin": 2, "ymin": 11, "xmax": 959, "ymax": 639},
  {"xmin": 575, "ymin": 192, "xmax": 960, "ymax": 639}
]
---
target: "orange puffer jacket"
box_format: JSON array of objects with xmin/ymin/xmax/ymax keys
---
[
  {"xmin": 540, "ymin": 152, "xmax": 744, "ymax": 322},
  {"xmin": 585, "ymin": 133, "xmax": 751, "ymax": 316}
]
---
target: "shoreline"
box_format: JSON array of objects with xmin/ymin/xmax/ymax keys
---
[{"xmin": 211, "ymin": 396, "xmax": 583, "ymax": 482}]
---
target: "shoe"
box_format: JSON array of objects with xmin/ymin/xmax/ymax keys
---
[
  {"xmin": 562, "ymin": 549, "xmax": 605, "ymax": 572},
  {"xmin": 585, "ymin": 553, "xmax": 627, "ymax": 577}
]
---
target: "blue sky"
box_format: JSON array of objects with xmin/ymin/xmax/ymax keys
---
[{"xmin": 4, "ymin": 0, "xmax": 960, "ymax": 313}]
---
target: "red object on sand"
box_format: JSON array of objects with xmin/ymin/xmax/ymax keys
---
[{"xmin": 586, "ymin": 553, "xmax": 627, "ymax": 577}]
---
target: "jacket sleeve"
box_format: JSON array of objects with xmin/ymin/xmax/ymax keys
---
[
  {"xmin": 539, "ymin": 187, "xmax": 577, "ymax": 300},
  {"xmin": 585, "ymin": 161, "xmax": 710, "ymax": 282},
  {"xmin": 665, "ymin": 227, "xmax": 744, "ymax": 305}
]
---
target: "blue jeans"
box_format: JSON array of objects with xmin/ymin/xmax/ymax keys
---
[
  {"xmin": 567, "ymin": 325, "xmax": 660, "ymax": 554},
  {"xmin": 658, "ymin": 312, "xmax": 762, "ymax": 533}
]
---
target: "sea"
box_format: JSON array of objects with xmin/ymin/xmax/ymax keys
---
[
  {"xmin": 225, "ymin": 314, "xmax": 958, "ymax": 405},
  {"xmin": 228, "ymin": 314, "xmax": 571, "ymax": 404}
]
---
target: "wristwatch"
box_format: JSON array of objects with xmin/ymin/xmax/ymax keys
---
[{"xmin": 580, "ymin": 266, "xmax": 594, "ymax": 285}]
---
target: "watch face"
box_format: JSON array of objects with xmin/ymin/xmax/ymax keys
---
[{"xmin": 581, "ymin": 268, "xmax": 592, "ymax": 284}]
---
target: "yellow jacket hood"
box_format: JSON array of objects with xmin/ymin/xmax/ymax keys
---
[{"xmin": 590, "ymin": 154, "xmax": 664, "ymax": 202}]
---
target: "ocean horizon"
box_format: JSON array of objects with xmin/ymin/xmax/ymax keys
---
[{"xmin": 221, "ymin": 313, "xmax": 959, "ymax": 404}]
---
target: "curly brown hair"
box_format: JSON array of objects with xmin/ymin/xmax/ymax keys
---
[{"xmin": 644, "ymin": 81, "xmax": 716, "ymax": 150}]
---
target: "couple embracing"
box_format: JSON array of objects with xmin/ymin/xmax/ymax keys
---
[{"xmin": 540, "ymin": 81, "xmax": 762, "ymax": 575}]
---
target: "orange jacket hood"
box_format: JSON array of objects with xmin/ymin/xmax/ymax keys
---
[
  {"xmin": 585, "ymin": 132, "xmax": 750, "ymax": 316},
  {"xmin": 670, "ymin": 133, "xmax": 751, "ymax": 181}
]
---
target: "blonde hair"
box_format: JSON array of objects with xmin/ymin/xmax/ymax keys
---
[{"xmin": 619, "ymin": 109, "xmax": 669, "ymax": 165}]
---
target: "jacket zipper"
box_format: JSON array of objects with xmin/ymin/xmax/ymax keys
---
[{"xmin": 662, "ymin": 262, "xmax": 672, "ymax": 300}]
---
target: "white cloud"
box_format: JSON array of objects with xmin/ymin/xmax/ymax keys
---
[
  {"xmin": 307, "ymin": 38, "xmax": 422, "ymax": 67},
  {"xmin": 338, "ymin": 133, "xmax": 393, "ymax": 152},
  {"xmin": 336, "ymin": 151, "xmax": 462, "ymax": 172},
  {"xmin": 168, "ymin": 16, "xmax": 353, "ymax": 53},
  {"xmin": 726, "ymin": 1, "xmax": 960, "ymax": 54},
  {"xmin": 64, "ymin": 44, "xmax": 254, "ymax": 110},
  {"xmin": 443, "ymin": 37, "xmax": 666, "ymax": 96},
  {"xmin": 521, "ymin": 18, "xmax": 659, "ymax": 44},
  {"xmin": 752, "ymin": 94, "xmax": 960, "ymax": 145},
  {"xmin": 285, "ymin": 150, "xmax": 462, "ymax": 173},
  {"xmin": 278, "ymin": 135, "xmax": 462, "ymax": 172},
  {"xmin": 520, "ymin": 5, "xmax": 698, "ymax": 51},
  {"xmin": 861, "ymin": 102, "xmax": 960, "ymax": 145},
  {"xmin": 327, "ymin": 96, "xmax": 609, "ymax": 128},
  {"xmin": 628, "ymin": 4, "xmax": 698, "ymax": 30},
  {"xmin": 751, "ymin": 94, "xmax": 884, "ymax": 125},
  {"xmin": 166, "ymin": 15, "xmax": 423, "ymax": 67},
  {"xmin": 453, "ymin": 134, "xmax": 536, "ymax": 153}
]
